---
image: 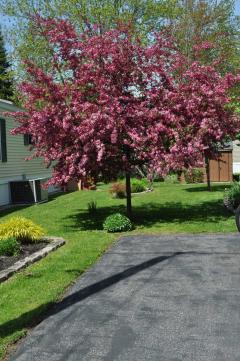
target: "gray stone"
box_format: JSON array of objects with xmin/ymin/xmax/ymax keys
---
[
  {"xmin": 0, "ymin": 237, "xmax": 65, "ymax": 283},
  {"xmin": 8, "ymin": 234, "xmax": 240, "ymax": 361}
]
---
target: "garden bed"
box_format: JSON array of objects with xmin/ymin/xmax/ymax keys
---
[{"xmin": 0, "ymin": 237, "xmax": 65, "ymax": 282}]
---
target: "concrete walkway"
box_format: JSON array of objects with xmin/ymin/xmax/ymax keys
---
[{"xmin": 10, "ymin": 234, "xmax": 240, "ymax": 361}]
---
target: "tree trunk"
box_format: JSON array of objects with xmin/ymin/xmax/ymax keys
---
[
  {"xmin": 125, "ymin": 172, "xmax": 132, "ymax": 219},
  {"xmin": 205, "ymin": 157, "xmax": 211, "ymax": 191}
]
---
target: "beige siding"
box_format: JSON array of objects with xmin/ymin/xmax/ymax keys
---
[
  {"xmin": 233, "ymin": 140, "xmax": 240, "ymax": 163},
  {"xmin": 0, "ymin": 102, "xmax": 52, "ymax": 183}
]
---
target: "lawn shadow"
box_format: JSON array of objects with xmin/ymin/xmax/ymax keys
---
[
  {"xmin": 64, "ymin": 199, "xmax": 232, "ymax": 231},
  {"xmin": 0, "ymin": 192, "xmax": 65, "ymax": 218},
  {"xmin": 0, "ymin": 204, "xmax": 32, "ymax": 218},
  {"xmin": 65, "ymin": 204, "xmax": 126, "ymax": 231},
  {"xmin": 185, "ymin": 184, "xmax": 229, "ymax": 193}
]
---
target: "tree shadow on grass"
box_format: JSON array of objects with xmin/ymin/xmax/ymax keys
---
[
  {"xmin": 184, "ymin": 184, "xmax": 229, "ymax": 193},
  {"xmin": 64, "ymin": 199, "xmax": 232, "ymax": 231},
  {"xmin": 0, "ymin": 204, "xmax": 32, "ymax": 218},
  {"xmin": 0, "ymin": 192, "xmax": 65, "ymax": 218}
]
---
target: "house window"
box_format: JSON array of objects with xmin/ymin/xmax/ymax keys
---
[
  {"xmin": 0, "ymin": 118, "xmax": 7, "ymax": 162},
  {"xmin": 24, "ymin": 134, "xmax": 33, "ymax": 146}
]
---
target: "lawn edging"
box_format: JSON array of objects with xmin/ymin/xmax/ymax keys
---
[{"xmin": 0, "ymin": 237, "xmax": 66, "ymax": 283}]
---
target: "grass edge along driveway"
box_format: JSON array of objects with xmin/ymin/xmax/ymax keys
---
[{"xmin": 0, "ymin": 182, "xmax": 235, "ymax": 359}]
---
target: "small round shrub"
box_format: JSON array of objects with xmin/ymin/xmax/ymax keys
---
[
  {"xmin": 0, "ymin": 217, "xmax": 45, "ymax": 243},
  {"xmin": 109, "ymin": 182, "xmax": 126, "ymax": 198},
  {"xmin": 184, "ymin": 168, "xmax": 204, "ymax": 183},
  {"xmin": 0, "ymin": 237, "xmax": 20, "ymax": 257},
  {"xmin": 164, "ymin": 173, "xmax": 179, "ymax": 184},
  {"xmin": 103, "ymin": 213, "xmax": 132, "ymax": 233},
  {"xmin": 224, "ymin": 182, "xmax": 240, "ymax": 209}
]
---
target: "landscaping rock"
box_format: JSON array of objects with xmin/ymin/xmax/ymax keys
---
[{"xmin": 0, "ymin": 237, "xmax": 65, "ymax": 283}]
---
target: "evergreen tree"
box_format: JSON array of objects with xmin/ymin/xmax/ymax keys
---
[{"xmin": 0, "ymin": 29, "xmax": 13, "ymax": 100}]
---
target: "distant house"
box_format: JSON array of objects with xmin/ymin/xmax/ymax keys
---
[
  {"xmin": 0, "ymin": 99, "xmax": 58, "ymax": 207},
  {"xmin": 233, "ymin": 140, "xmax": 240, "ymax": 174}
]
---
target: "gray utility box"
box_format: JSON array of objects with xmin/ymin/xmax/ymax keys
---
[{"xmin": 10, "ymin": 178, "xmax": 48, "ymax": 204}]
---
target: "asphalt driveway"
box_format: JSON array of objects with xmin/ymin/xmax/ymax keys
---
[{"xmin": 10, "ymin": 234, "xmax": 240, "ymax": 361}]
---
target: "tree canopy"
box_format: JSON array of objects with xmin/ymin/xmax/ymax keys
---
[
  {"xmin": 0, "ymin": 0, "xmax": 239, "ymax": 83},
  {"xmin": 0, "ymin": 29, "xmax": 13, "ymax": 100},
  {"xmin": 9, "ymin": 18, "xmax": 240, "ymax": 215}
]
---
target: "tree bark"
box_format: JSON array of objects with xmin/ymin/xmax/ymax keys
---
[
  {"xmin": 125, "ymin": 172, "xmax": 132, "ymax": 219},
  {"xmin": 205, "ymin": 157, "xmax": 211, "ymax": 191}
]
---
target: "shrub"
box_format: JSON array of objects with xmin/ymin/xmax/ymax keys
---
[
  {"xmin": 0, "ymin": 237, "xmax": 20, "ymax": 257},
  {"xmin": 110, "ymin": 178, "xmax": 148, "ymax": 197},
  {"xmin": 103, "ymin": 213, "xmax": 132, "ymax": 232},
  {"xmin": 224, "ymin": 182, "xmax": 240, "ymax": 209},
  {"xmin": 131, "ymin": 178, "xmax": 147, "ymax": 193},
  {"xmin": 164, "ymin": 174, "xmax": 179, "ymax": 184},
  {"xmin": 233, "ymin": 173, "xmax": 240, "ymax": 182},
  {"xmin": 184, "ymin": 168, "xmax": 204, "ymax": 183},
  {"xmin": 0, "ymin": 217, "xmax": 45, "ymax": 243},
  {"xmin": 109, "ymin": 182, "xmax": 126, "ymax": 198}
]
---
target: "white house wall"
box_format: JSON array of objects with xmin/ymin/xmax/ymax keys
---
[{"xmin": 233, "ymin": 140, "xmax": 240, "ymax": 173}]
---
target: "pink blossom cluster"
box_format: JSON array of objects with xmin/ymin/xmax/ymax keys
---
[{"xmin": 10, "ymin": 18, "xmax": 240, "ymax": 186}]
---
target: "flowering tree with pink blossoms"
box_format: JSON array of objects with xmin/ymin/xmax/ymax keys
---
[
  {"xmin": 169, "ymin": 56, "xmax": 240, "ymax": 191},
  {"xmin": 10, "ymin": 17, "xmax": 240, "ymax": 217}
]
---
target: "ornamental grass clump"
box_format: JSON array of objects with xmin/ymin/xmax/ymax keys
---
[
  {"xmin": 103, "ymin": 213, "xmax": 132, "ymax": 233},
  {"xmin": 0, "ymin": 217, "xmax": 45, "ymax": 243}
]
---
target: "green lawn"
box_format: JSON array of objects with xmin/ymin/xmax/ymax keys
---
[{"xmin": 0, "ymin": 182, "xmax": 236, "ymax": 359}]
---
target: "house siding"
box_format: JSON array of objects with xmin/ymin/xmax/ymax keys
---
[
  {"xmin": 233, "ymin": 140, "xmax": 240, "ymax": 173},
  {"xmin": 0, "ymin": 116, "xmax": 51, "ymax": 182},
  {"xmin": 0, "ymin": 100, "xmax": 58, "ymax": 206}
]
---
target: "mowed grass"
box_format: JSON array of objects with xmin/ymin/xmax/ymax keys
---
[{"xmin": 0, "ymin": 182, "xmax": 236, "ymax": 359}]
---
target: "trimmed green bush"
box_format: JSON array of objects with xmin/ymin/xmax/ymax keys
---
[
  {"xmin": 164, "ymin": 174, "xmax": 179, "ymax": 184},
  {"xmin": 131, "ymin": 178, "xmax": 147, "ymax": 193},
  {"xmin": 0, "ymin": 217, "xmax": 45, "ymax": 243},
  {"xmin": 224, "ymin": 182, "xmax": 240, "ymax": 209},
  {"xmin": 184, "ymin": 168, "xmax": 204, "ymax": 183},
  {"xmin": 0, "ymin": 237, "xmax": 20, "ymax": 257},
  {"xmin": 103, "ymin": 213, "xmax": 132, "ymax": 233},
  {"xmin": 110, "ymin": 178, "xmax": 149, "ymax": 198}
]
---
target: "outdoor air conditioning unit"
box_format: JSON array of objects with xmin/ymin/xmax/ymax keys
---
[{"xmin": 10, "ymin": 178, "xmax": 48, "ymax": 204}]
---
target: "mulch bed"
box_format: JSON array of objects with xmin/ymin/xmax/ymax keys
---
[{"xmin": 0, "ymin": 241, "xmax": 48, "ymax": 272}]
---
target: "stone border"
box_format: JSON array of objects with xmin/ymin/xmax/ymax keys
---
[
  {"xmin": 132, "ymin": 189, "xmax": 153, "ymax": 196},
  {"xmin": 0, "ymin": 237, "xmax": 66, "ymax": 283}
]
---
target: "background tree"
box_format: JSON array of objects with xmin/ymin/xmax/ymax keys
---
[
  {"xmin": 0, "ymin": 29, "xmax": 13, "ymax": 100},
  {"xmin": 170, "ymin": 0, "xmax": 240, "ymax": 189},
  {"xmin": 0, "ymin": 0, "xmax": 180, "ymax": 80},
  {"xmin": 10, "ymin": 18, "xmax": 240, "ymax": 216},
  {"xmin": 0, "ymin": 0, "xmax": 239, "ymax": 85},
  {"xmin": 169, "ymin": 48, "xmax": 240, "ymax": 191},
  {"xmin": 172, "ymin": 0, "xmax": 240, "ymax": 73}
]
